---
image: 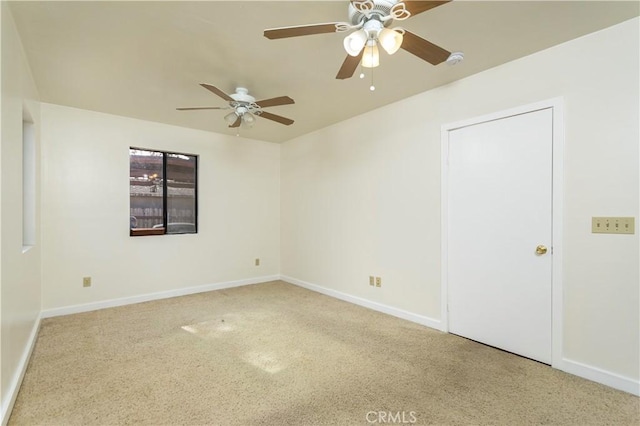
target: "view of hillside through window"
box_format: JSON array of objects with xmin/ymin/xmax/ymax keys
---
[{"xmin": 129, "ymin": 148, "xmax": 197, "ymax": 235}]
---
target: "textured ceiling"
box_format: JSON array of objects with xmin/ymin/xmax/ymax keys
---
[{"xmin": 9, "ymin": 1, "xmax": 640, "ymax": 143}]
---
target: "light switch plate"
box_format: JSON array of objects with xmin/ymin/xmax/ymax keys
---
[{"xmin": 592, "ymin": 217, "xmax": 635, "ymax": 234}]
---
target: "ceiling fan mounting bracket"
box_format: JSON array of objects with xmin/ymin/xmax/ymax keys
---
[{"xmin": 229, "ymin": 87, "xmax": 255, "ymax": 104}]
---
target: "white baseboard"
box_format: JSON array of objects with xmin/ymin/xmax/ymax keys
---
[
  {"xmin": 560, "ymin": 358, "xmax": 640, "ymax": 396},
  {"xmin": 1, "ymin": 313, "xmax": 41, "ymax": 426},
  {"xmin": 41, "ymin": 275, "xmax": 280, "ymax": 318},
  {"xmin": 281, "ymin": 275, "xmax": 443, "ymax": 331}
]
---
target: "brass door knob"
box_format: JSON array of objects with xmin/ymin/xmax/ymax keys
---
[{"xmin": 535, "ymin": 245, "xmax": 548, "ymax": 255}]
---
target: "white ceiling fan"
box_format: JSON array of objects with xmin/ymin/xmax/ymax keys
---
[
  {"xmin": 177, "ymin": 85, "xmax": 295, "ymax": 128},
  {"xmin": 264, "ymin": 0, "xmax": 463, "ymax": 80}
]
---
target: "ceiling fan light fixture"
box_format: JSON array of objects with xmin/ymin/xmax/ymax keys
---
[
  {"xmin": 343, "ymin": 30, "xmax": 367, "ymax": 56},
  {"xmin": 224, "ymin": 111, "xmax": 238, "ymax": 124},
  {"xmin": 378, "ymin": 28, "xmax": 403, "ymax": 55},
  {"xmin": 361, "ymin": 43, "xmax": 380, "ymax": 68}
]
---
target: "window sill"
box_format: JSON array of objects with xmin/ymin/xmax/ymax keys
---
[{"xmin": 130, "ymin": 228, "xmax": 165, "ymax": 237}]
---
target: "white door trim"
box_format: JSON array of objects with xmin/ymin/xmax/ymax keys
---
[{"xmin": 440, "ymin": 98, "xmax": 564, "ymax": 368}]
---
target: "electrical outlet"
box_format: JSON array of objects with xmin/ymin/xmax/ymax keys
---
[
  {"xmin": 592, "ymin": 217, "xmax": 635, "ymax": 234},
  {"xmin": 369, "ymin": 276, "xmax": 375, "ymax": 286},
  {"xmin": 83, "ymin": 277, "xmax": 91, "ymax": 287},
  {"xmin": 375, "ymin": 277, "xmax": 382, "ymax": 287},
  {"xmin": 255, "ymin": 258, "xmax": 260, "ymax": 266}
]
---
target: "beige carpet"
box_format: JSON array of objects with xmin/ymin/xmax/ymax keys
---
[{"xmin": 9, "ymin": 281, "xmax": 639, "ymax": 425}]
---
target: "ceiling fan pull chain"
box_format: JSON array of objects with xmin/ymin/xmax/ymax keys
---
[
  {"xmin": 370, "ymin": 67, "xmax": 375, "ymax": 91},
  {"xmin": 369, "ymin": 45, "xmax": 376, "ymax": 91}
]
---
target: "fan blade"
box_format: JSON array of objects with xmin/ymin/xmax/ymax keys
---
[
  {"xmin": 200, "ymin": 84, "xmax": 234, "ymax": 102},
  {"xmin": 259, "ymin": 111, "xmax": 294, "ymax": 126},
  {"xmin": 400, "ymin": 30, "xmax": 450, "ymax": 65},
  {"xmin": 229, "ymin": 117, "xmax": 241, "ymax": 128},
  {"xmin": 264, "ymin": 23, "xmax": 343, "ymax": 39},
  {"xmin": 402, "ymin": 1, "xmax": 450, "ymax": 17},
  {"xmin": 255, "ymin": 96, "xmax": 295, "ymax": 108},
  {"xmin": 335, "ymin": 49, "xmax": 364, "ymax": 80},
  {"xmin": 176, "ymin": 107, "xmax": 226, "ymax": 111}
]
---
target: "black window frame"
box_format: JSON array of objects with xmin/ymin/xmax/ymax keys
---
[{"xmin": 129, "ymin": 147, "xmax": 198, "ymax": 236}]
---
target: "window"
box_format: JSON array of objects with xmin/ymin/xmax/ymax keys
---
[{"xmin": 129, "ymin": 148, "xmax": 198, "ymax": 236}]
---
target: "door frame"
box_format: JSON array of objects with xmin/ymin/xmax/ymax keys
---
[{"xmin": 440, "ymin": 98, "xmax": 564, "ymax": 368}]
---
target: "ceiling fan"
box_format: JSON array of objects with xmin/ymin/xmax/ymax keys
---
[
  {"xmin": 264, "ymin": 0, "xmax": 462, "ymax": 80},
  {"xmin": 177, "ymin": 84, "xmax": 295, "ymax": 128}
]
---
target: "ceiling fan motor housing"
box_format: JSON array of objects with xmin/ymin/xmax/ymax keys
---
[
  {"xmin": 229, "ymin": 87, "xmax": 261, "ymax": 118},
  {"xmin": 348, "ymin": 0, "xmax": 398, "ymax": 26},
  {"xmin": 229, "ymin": 87, "xmax": 256, "ymax": 104}
]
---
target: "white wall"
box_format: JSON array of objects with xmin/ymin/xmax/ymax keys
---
[
  {"xmin": 0, "ymin": 2, "xmax": 41, "ymax": 421},
  {"xmin": 40, "ymin": 104, "xmax": 280, "ymax": 310},
  {"xmin": 281, "ymin": 18, "xmax": 639, "ymax": 385}
]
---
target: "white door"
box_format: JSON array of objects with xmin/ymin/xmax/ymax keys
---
[{"xmin": 446, "ymin": 108, "xmax": 553, "ymax": 364}]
